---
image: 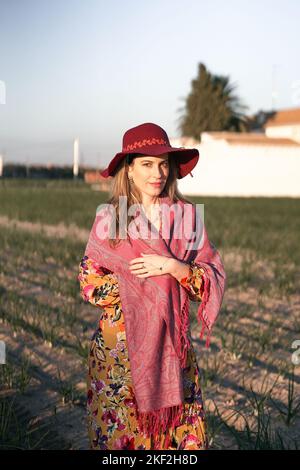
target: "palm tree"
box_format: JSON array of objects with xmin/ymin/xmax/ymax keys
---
[{"xmin": 176, "ymin": 63, "xmax": 249, "ymax": 141}]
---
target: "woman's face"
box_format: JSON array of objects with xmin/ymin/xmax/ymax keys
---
[{"xmin": 127, "ymin": 153, "xmax": 169, "ymax": 198}]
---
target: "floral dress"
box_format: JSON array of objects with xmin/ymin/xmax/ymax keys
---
[{"xmin": 78, "ymin": 256, "xmax": 209, "ymax": 450}]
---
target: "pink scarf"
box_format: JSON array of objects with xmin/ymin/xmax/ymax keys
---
[{"xmin": 84, "ymin": 194, "xmax": 226, "ymax": 442}]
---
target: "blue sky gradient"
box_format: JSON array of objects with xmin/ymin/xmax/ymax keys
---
[{"xmin": 0, "ymin": 0, "xmax": 300, "ymax": 166}]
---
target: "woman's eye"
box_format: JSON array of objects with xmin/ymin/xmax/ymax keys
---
[{"xmin": 142, "ymin": 162, "xmax": 168, "ymax": 167}]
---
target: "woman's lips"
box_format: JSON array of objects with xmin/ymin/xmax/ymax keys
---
[{"xmin": 149, "ymin": 182, "xmax": 163, "ymax": 187}]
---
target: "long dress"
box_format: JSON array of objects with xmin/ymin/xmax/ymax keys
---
[{"xmin": 78, "ymin": 256, "xmax": 209, "ymax": 450}]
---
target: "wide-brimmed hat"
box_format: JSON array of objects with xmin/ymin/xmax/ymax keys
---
[{"xmin": 100, "ymin": 122, "xmax": 199, "ymax": 179}]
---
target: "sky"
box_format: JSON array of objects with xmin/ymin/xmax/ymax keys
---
[{"xmin": 0, "ymin": 0, "xmax": 300, "ymax": 167}]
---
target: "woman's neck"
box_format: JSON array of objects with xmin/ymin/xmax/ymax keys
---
[{"xmin": 141, "ymin": 195, "xmax": 160, "ymax": 212}]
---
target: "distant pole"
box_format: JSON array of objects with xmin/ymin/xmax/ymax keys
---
[
  {"xmin": 0, "ymin": 154, "xmax": 3, "ymax": 177},
  {"xmin": 73, "ymin": 138, "xmax": 79, "ymax": 179}
]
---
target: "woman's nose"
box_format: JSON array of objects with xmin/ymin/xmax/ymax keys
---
[{"xmin": 152, "ymin": 166, "xmax": 163, "ymax": 178}]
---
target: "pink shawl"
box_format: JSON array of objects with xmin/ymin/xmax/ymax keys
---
[{"xmin": 83, "ymin": 193, "xmax": 226, "ymax": 442}]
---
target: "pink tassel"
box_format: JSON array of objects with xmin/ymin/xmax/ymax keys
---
[
  {"xmin": 197, "ymin": 273, "xmax": 211, "ymax": 349},
  {"xmin": 135, "ymin": 402, "xmax": 185, "ymax": 444},
  {"xmin": 135, "ymin": 399, "xmax": 202, "ymax": 449},
  {"xmin": 164, "ymin": 432, "xmax": 171, "ymax": 449},
  {"xmin": 177, "ymin": 292, "xmax": 191, "ymax": 369}
]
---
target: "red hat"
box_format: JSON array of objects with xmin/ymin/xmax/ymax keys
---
[{"xmin": 100, "ymin": 122, "xmax": 199, "ymax": 179}]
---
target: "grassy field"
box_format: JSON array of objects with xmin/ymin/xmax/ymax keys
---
[{"xmin": 0, "ymin": 178, "xmax": 299, "ymax": 449}]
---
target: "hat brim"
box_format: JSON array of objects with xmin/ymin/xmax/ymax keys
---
[{"xmin": 100, "ymin": 145, "xmax": 199, "ymax": 179}]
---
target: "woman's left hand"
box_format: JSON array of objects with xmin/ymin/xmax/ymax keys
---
[{"xmin": 129, "ymin": 252, "xmax": 174, "ymax": 278}]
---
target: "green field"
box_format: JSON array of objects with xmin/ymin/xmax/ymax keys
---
[{"xmin": 0, "ymin": 179, "xmax": 299, "ymax": 449}]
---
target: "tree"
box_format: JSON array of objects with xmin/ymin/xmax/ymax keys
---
[
  {"xmin": 244, "ymin": 109, "xmax": 277, "ymax": 132},
  {"xmin": 176, "ymin": 63, "xmax": 249, "ymax": 141}
]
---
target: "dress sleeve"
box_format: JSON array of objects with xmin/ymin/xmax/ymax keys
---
[
  {"xmin": 77, "ymin": 255, "xmax": 120, "ymax": 308},
  {"xmin": 179, "ymin": 260, "xmax": 206, "ymax": 302}
]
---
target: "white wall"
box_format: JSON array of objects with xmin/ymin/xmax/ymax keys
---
[
  {"xmin": 174, "ymin": 140, "xmax": 300, "ymax": 197},
  {"xmin": 265, "ymin": 124, "xmax": 300, "ymax": 143}
]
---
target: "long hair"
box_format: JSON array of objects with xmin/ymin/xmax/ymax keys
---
[{"xmin": 105, "ymin": 153, "xmax": 193, "ymax": 248}]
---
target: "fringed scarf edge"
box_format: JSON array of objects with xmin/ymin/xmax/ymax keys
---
[
  {"xmin": 197, "ymin": 273, "xmax": 212, "ymax": 348},
  {"xmin": 177, "ymin": 290, "xmax": 191, "ymax": 369},
  {"xmin": 135, "ymin": 402, "xmax": 185, "ymax": 449}
]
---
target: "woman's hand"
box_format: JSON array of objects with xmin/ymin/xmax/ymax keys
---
[{"xmin": 129, "ymin": 252, "xmax": 174, "ymax": 278}]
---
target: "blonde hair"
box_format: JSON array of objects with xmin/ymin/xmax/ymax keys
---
[{"xmin": 105, "ymin": 153, "xmax": 193, "ymax": 248}]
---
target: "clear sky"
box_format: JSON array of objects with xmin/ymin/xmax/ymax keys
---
[{"xmin": 0, "ymin": 0, "xmax": 300, "ymax": 167}]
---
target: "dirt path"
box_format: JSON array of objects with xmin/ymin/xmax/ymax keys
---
[
  {"xmin": 0, "ymin": 215, "xmax": 89, "ymax": 242},
  {"xmin": 1, "ymin": 215, "xmax": 300, "ymax": 449},
  {"xmin": 1, "ymin": 322, "xmax": 89, "ymax": 449}
]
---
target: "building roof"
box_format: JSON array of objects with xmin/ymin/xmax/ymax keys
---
[
  {"xmin": 264, "ymin": 107, "xmax": 300, "ymax": 127},
  {"xmin": 201, "ymin": 131, "xmax": 300, "ymax": 146}
]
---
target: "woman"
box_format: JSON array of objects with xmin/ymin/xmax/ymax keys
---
[{"xmin": 78, "ymin": 122, "xmax": 226, "ymax": 450}]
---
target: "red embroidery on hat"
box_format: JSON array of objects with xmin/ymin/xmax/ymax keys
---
[{"xmin": 124, "ymin": 138, "xmax": 168, "ymax": 151}]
